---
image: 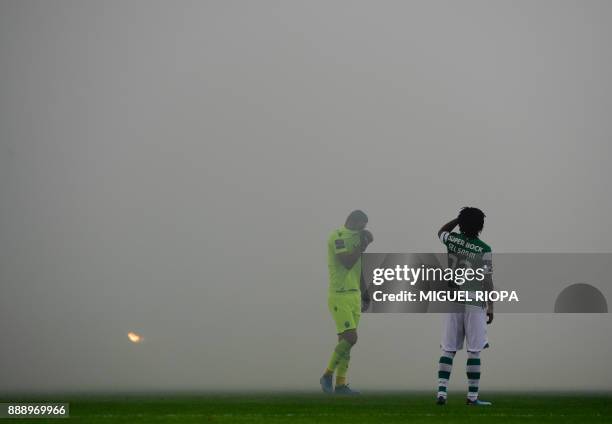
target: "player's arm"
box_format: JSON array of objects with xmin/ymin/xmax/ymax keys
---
[
  {"xmin": 483, "ymin": 274, "xmax": 494, "ymax": 324},
  {"xmin": 337, "ymin": 249, "xmax": 362, "ymax": 269},
  {"xmin": 438, "ymin": 218, "xmax": 459, "ymax": 241},
  {"xmin": 335, "ymin": 231, "xmax": 373, "ymax": 269},
  {"xmin": 482, "ymin": 251, "xmax": 494, "ymax": 324},
  {"xmin": 360, "ymin": 272, "xmax": 371, "ymax": 312},
  {"xmin": 359, "ymin": 231, "xmax": 375, "ymax": 311}
]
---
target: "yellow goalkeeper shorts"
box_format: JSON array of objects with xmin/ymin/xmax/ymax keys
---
[{"xmin": 328, "ymin": 291, "xmax": 361, "ymax": 334}]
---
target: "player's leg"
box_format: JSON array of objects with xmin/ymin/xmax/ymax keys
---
[
  {"xmin": 437, "ymin": 313, "xmax": 464, "ymax": 404},
  {"xmin": 334, "ymin": 329, "xmax": 357, "ymax": 391},
  {"xmin": 437, "ymin": 350, "xmax": 456, "ymax": 404},
  {"xmin": 322, "ymin": 294, "xmax": 359, "ymax": 394},
  {"xmin": 324, "ymin": 295, "xmax": 358, "ymax": 376},
  {"xmin": 464, "ymin": 309, "xmax": 491, "ymax": 405},
  {"xmin": 334, "ymin": 294, "xmax": 361, "ymax": 394},
  {"xmin": 466, "ymin": 351, "xmax": 482, "ymax": 401}
]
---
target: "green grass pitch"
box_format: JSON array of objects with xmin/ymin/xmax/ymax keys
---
[{"xmin": 5, "ymin": 393, "xmax": 611, "ymax": 423}]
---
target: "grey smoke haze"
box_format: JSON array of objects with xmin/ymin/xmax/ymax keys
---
[{"xmin": 0, "ymin": 0, "xmax": 611, "ymax": 392}]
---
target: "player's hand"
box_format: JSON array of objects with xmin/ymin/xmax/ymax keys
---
[
  {"xmin": 360, "ymin": 230, "xmax": 374, "ymax": 250},
  {"xmin": 486, "ymin": 302, "xmax": 494, "ymax": 324},
  {"xmin": 361, "ymin": 289, "xmax": 371, "ymax": 312}
]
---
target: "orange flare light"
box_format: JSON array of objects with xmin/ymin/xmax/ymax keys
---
[{"xmin": 127, "ymin": 331, "xmax": 142, "ymax": 343}]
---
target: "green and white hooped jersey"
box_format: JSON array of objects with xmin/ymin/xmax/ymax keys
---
[
  {"xmin": 439, "ymin": 231, "xmax": 492, "ymax": 303},
  {"xmin": 327, "ymin": 226, "xmax": 362, "ymax": 294}
]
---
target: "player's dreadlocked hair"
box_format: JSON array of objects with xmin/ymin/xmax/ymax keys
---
[{"xmin": 457, "ymin": 207, "xmax": 485, "ymax": 238}]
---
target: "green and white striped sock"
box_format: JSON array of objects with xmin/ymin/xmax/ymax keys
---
[
  {"xmin": 466, "ymin": 351, "xmax": 481, "ymax": 401},
  {"xmin": 437, "ymin": 350, "xmax": 455, "ymax": 398}
]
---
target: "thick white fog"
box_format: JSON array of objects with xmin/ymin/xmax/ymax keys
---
[{"xmin": 1, "ymin": 0, "xmax": 611, "ymax": 392}]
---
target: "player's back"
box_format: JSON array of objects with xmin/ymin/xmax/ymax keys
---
[
  {"xmin": 440, "ymin": 231, "xmax": 492, "ymax": 298},
  {"xmin": 441, "ymin": 231, "xmax": 491, "ymax": 265},
  {"xmin": 327, "ymin": 227, "xmax": 361, "ymax": 294}
]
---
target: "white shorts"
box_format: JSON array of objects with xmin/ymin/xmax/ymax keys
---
[{"xmin": 441, "ymin": 309, "xmax": 488, "ymax": 352}]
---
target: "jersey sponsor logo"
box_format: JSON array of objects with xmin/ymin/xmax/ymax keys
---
[
  {"xmin": 447, "ymin": 234, "xmax": 484, "ymax": 252},
  {"xmin": 335, "ymin": 239, "xmax": 346, "ymax": 249}
]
